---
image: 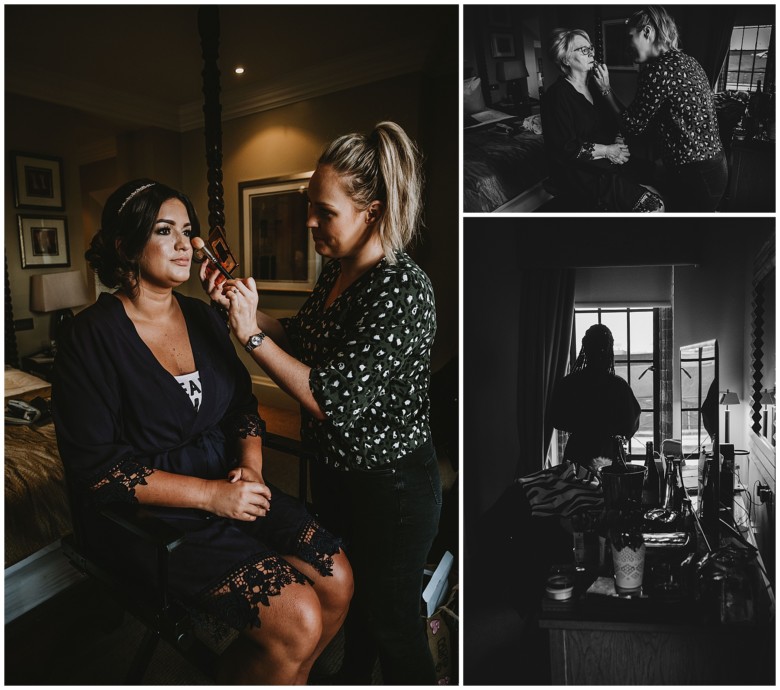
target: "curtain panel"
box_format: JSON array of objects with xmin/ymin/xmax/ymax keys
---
[{"xmin": 516, "ymin": 267, "xmax": 575, "ymax": 478}]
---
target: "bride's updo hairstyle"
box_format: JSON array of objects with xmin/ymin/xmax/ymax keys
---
[
  {"xmin": 85, "ymin": 178, "xmax": 200, "ymax": 297},
  {"xmin": 317, "ymin": 121, "xmax": 424, "ymax": 265}
]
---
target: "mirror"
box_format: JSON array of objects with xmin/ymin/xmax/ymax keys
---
[
  {"xmin": 679, "ymin": 339, "xmax": 720, "ymax": 545},
  {"xmin": 679, "ymin": 339, "xmax": 719, "ymax": 458}
]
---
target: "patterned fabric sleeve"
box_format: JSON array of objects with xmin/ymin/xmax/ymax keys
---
[
  {"xmin": 620, "ymin": 62, "xmax": 667, "ymax": 135},
  {"xmin": 308, "ymin": 267, "xmax": 435, "ymax": 429}
]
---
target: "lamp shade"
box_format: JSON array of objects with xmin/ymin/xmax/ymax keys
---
[
  {"xmin": 497, "ymin": 59, "xmax": 529, "ymax": 82},
  {"xmin": 30, "ymin": 270, "xmax": 91, "ymax": 313},
  {"xmin": 760, "ymin": 389, "xmax": 776, "ymax": 405},
  {"xmin": 719, "ymin": 390, "xmax": 740, "ymax": 406}
]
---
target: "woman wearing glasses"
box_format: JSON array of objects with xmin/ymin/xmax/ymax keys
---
[
  {"xmin": 541, "ymin": 28, "xmax": 664, "ymax": 212},
  {"xmin": 594, "ymin": 7, "xmax": 727, "ymax": 212}
]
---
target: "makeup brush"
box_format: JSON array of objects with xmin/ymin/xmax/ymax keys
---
[{"xmin": 191, "ymin": 236, "xmax": 232, "ymax": 280}]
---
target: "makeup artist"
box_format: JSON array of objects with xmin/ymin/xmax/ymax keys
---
[
  {"xmin": 202, "ymin": 121, "xmax": 441, "ymax": 685},
  {"xmin": 52, "ymin": 178, "xmax": 352, "ymax": 685},
  {"xmin": 551, "ymin": 324, "xmax": 641, "ymax": 470},
  {"xmin": 594, "ymin": 6, "xmax": 727, "ymax": 211}
]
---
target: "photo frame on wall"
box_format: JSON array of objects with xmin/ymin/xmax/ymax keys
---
[
  {"xmin": 17, "ymin": 215, "xmax": 70, "ymax": 268},
  {"xmin": 11, "ymin": 152, "xmax": 65, "ymax": 210},
  {"xmin": 490, "ymin": 33, "xmax": 516, "ymax": 59},
  {"xmin": 602, "ymin": 19, "xmax": 639, "ymax": 71},
  {"xmin": 239, "ymin": 171, "xmax": 320, "ymax": 292}
]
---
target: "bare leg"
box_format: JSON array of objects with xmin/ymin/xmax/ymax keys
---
[
  {"xmin": 217, "ymin": 581, "xmax": 323, "ymax": 685},
  {"xmin": 284, "ymin": 549, "xmax": 354, "ymax": 683}
]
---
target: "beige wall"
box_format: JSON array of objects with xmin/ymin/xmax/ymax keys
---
[
  {"xmin": 6, "ymin": 71, "xmax": 458, "ymax": 410},
  {"xmin": 178, "ymin": 72, "xmax": 459, "ymax": 380},
  {"xmin": 5, "ymin": 95, "xmax": 115, "ymax": 356}
]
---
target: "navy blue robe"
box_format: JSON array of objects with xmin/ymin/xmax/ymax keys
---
[{"xmin": 52, "ymin": 292, "xmax": 339, "ymax": 630}]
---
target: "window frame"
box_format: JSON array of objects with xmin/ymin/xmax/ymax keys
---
[
  {"xmin": 718, "ymin": 23, "xmax": 773, "ymax": 92},
  {"xmin": 568, "ymin": 306, "xmax": 661, "ymax": 459}
]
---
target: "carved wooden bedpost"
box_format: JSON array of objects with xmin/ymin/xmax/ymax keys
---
[
  {"xmin": 198, "ymin": 6, "xmax": 225, "ymax": 236},
  {"xmin": 594, "ymin": 9, "xmax": 604, "ymax": 64}
]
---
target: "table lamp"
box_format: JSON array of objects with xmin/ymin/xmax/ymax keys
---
[
  {"xmin": 760, "ymin": 388, "xmax": 775, "ymax": 442},
  {"xmin": 719, "ymin": 389, "xmax": 740, "ymax": 444},
  {"xmin": 30, "ymin": 270, "xmax": 91, "ymax": 353},
  {"xmin": 497, "ymin": 59, "xmax": 529, "ymax": 112}
]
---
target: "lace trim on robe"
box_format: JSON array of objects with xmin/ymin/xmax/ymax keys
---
[
  {"xmin": 89, "ymin": 459, "xmax": 155, "ymax": 504},
  {"xmin": 295, "ymin": 517, "xmax": 342, "ymax": 578},
  {"xmin": 198, "ymin": 554, "xmax": 311, "ymax": 630},
  {"xmin": 194, "ymin": 519, "xmax": 341, "ymax": 631},
  {"xmin": 225, "ymin": 412, "xmax": 266, "ymax": 440},
  {"xmin": 577, "ymin": 142, "xmax": 596, "ymax": 160},
  {"xmin": 632, "ymin": 190, "xmax": 664, "ymax": 213}
]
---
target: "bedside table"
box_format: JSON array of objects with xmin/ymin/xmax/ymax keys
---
[{"xmin": 21, "ymin": 352, "xmax": 56, "ymax": 382}]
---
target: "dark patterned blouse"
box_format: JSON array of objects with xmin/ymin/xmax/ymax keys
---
[
  {"xmin": 620, "ymin": 50, "xmax": 723, "ymax": 169},
  {"xmin": 282, "ymin": 252, "xmax": 436, "ymax": 471}
]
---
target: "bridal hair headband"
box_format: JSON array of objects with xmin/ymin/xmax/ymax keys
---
[{"xmin": 117, "ymin": 183, "xmax": 156, "ymax": 215}]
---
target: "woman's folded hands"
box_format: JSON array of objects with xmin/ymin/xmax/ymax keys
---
[
  {"xmin": 605, "ymin": 142, "xmax": 630, "ymax": 165},
  {"xmin": 202, "ymin": 472, "xmax": 272, "ymax": 521}
]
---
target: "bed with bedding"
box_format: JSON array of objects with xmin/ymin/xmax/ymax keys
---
[
  {"xmin": 5, "ymin": 368, "xmax": 71, "ymax": 568},
  {"xmin": 5, "ymin": 365, "xmax": 82, "ymax": 622},
  {"xmin": 463, "ymin": 77, "xmax": 551, "ymax": 213}
]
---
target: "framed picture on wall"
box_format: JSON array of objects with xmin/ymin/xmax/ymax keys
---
[
  {"xmin": 11, "ymin": 152, "xmax": 65, "ymax": 210},
  {"xmin": 602, "ymin": 19, "xmax": 639, "ymax": 71},
  {"xmin": 17, "ymin": 215, "xmax": 70, "ymax": 268},
  {"xmin": 239, "ymin": 171, "xmax": 321, "ymax": 292},
  {"xmin": 490, "ymin": 33, "xmax": 516, "ymax": 59}
]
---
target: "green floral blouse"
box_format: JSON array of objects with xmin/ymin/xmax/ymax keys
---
[{"xmin": 281, "ymin": 252, "xmax": 436, "ymax": 471}]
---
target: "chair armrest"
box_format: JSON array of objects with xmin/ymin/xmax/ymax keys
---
[
  {"xmin": 264, "ymin": 431, "xmax": 304, "ymax": 457},
  {"xmin": 100, "ymin": 503, "xmax": 185, "ymax": 552}
]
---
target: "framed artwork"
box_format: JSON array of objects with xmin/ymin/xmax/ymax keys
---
[
  {"xmin": 490, "ymin": 33, "xmax": 515, "ymax": 59},
  {"xmin": 602, "ymin": 19, "xmax": 639, "ymax": 71},
  {"xmin": 11, "ymin": 152, "xmax": 65, "ymax": 210},
  {"xmin": 17, "ymin": 215, "xmax": 70, "ymax": 268},
  {"xmin": 239, "ymin": 171, "xmax": 320, "ymax": 292}
]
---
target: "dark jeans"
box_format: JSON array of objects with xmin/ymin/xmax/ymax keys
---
[
  {"xmin": 666, "ymin": 152, "xmax": 728, "ymax": 212},
  {"xmin": 310, "ymin": 440, "xmax": 442, "ymax": 685}
]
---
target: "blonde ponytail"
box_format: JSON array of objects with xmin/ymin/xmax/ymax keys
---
[{"xmin": 318, "ymin": 121, "xmax": 424, "ymax": 263}]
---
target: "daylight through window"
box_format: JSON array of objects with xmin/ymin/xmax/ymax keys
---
[{"xmin": 719, "ymin": 24, "xmax": 773, "ymax": 92}]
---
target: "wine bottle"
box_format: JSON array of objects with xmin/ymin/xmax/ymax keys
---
[
  {"xmin": 671, "ymin": 458, "xmax": 685, "ymax": 512},
  {"xmin": 612, "ymin": 436, "xmax": 628, "ymax": 469},
  {"xmin": 701, "ymin": 455, "xmax": 717, "ymax": 525},
  {"xmin": 662, "ymin": 453, "xmax": 675, "ymax": 509},
  {"xmin": 642, "ymin": 441, "xmax": 660, "ymax": 507},
  {"xmin": 680, "ymin": 497, "xmax": 697, "ymax": 554}
]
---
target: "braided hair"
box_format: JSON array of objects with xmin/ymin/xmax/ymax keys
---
[{"xmin": 571, "ymin": 323, "xmax": 615, "ymax": 375}]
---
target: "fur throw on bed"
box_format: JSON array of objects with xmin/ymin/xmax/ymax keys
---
[{"xmin": 522, "ymin": 114, "xmax": 543, "ymax": 136}]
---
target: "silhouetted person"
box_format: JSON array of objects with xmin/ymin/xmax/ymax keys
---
[{"xmin": 552, "ymin": 324, "xmax": 641, "ymax": 469}]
